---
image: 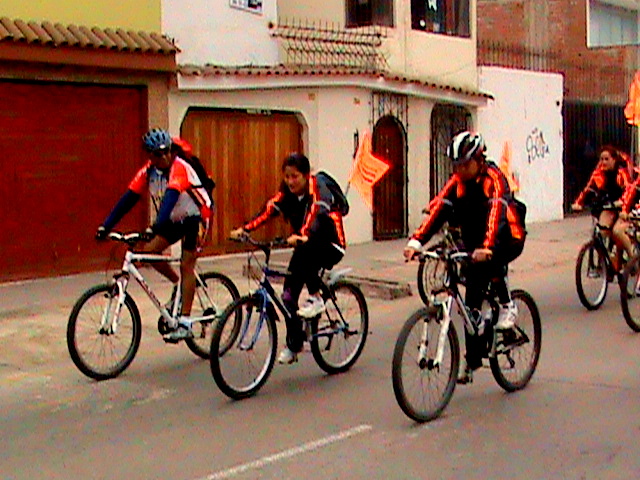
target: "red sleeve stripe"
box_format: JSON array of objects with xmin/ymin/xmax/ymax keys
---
[
  {"xmin": 412, "ymin": 176, "xmax": 457, "ymax": 241},
  {"xmin": 483, "ymin": 168, "xmax": 505, "ymax": 249},
  {"xmin": 301, "ymin": 176, "xmax": 320, "ymax": 236},
  {"xmin": 574, "ymin": 170, "xmax": 600, "ymax": 207},
  {"xmin": 244, "ymin": 191, "xmax": 284, "ymax": 231}
]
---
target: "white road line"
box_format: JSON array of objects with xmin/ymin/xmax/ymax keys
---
[{"xmin": 197, "ymin": 424, "xmax": 373, "ymax": 480}]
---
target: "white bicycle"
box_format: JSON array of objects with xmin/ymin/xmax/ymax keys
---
[{"xmin": 67, "ymin": 232, "xmax": 239, "ymax": 380}]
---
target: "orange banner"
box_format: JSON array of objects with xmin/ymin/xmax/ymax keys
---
[
  {"xmin": 498, "ymin": 140, "xmax": 520, "ymax": 193},
  {"xmin": 348, "ymin": 131, "xmax": 390, "ymax": 210},
  {"xmin": 624, "ymin": 71, "xmax": 640, "ymax": 126}
]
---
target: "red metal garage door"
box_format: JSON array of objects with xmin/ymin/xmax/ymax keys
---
[{"xmin": 0, "ymin": 80, "xmax": 147, "ymax": 282}]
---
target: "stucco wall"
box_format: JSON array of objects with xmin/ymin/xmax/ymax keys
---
[
  {"xmin": 478, "ymin": 66, "xmax": 564, "ymax": 223},
  {"xmin": 0, "ymin": 0, "xmax": 161, "ymax": 31},
  {"xmin": 162, "ymin": 0, "xmax": 279, "ymax": 65},
  {"xmin": 406, "ymin": 99, "xmax": 433, "ymax": 235}
]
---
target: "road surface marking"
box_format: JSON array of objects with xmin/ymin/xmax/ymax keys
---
[{"xmin": 197, "ymin": 424, "xmax": 373, "ymax": 480}]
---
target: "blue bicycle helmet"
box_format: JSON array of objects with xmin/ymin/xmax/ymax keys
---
[{"xmin": 142, "ymin": 128, "xmax": 172, "ymax": 152}]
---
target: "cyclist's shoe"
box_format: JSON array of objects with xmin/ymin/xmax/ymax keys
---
[
  {"xmin": 297, "ymin": 296, "xmax": 326, "ymax": 318},
  {"xmin": 457, "ymin": 360, "xmax": 474, "ymax": 385},
  {"xmin": 277, "ymin": 347, "xmax": 298, "ymax": 365},
  {"xmin": 162, "ymin": 320, "xmax": 193, "ymax": 343},
  {"xmin": 496, "ymin": 301, "xmax": 518, "ymax": 330},
  {"xmin": 587, "ymin": 266, "xmax": 603, "ymax": 279}
]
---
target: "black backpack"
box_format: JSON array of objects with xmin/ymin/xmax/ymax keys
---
[
  {"xmin": 185, "ymin": 155, "xmax": 216, "ymax": 208},
  {"xmin": 316, "ymin": 171, "xmax": 349, "ymax": 216},
  {"xmin": 511, "ymin": 195, "xmax": 527, "ymax": 233}
]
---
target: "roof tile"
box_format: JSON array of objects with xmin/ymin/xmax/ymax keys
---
[{"xmin": 0, "ymin": 17, "xmax": 176, "ymax": 54}]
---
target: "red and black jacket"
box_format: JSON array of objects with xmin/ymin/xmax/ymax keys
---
[
  {"xmin": 574, "ymin": 165, "xmax": 631, "ymax": 208},
  {"xmin": 411, "ymin": 161, "xmax": 525, "ymax": 252},
  {"xmin": 243, "ymin": 174, "xmax": 346, "ymax": 248}
]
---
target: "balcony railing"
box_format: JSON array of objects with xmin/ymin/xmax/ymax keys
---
[{"xmin": 269, "ymin": 18, "xmax": 388, "ymax": 70}]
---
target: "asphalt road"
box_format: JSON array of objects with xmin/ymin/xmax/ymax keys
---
[{"xmin": 2, "ymin": 260, "xmax": 640, "ymax": 480}]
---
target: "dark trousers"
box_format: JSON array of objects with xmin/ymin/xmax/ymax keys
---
[{"xmin": 281, "ymin": 238, "xmax": 344, "ymax": 352}]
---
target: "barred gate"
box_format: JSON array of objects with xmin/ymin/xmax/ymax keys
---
[{"xmin": 563, "ymin": 102, "xmax": 633, "ymax": 214}]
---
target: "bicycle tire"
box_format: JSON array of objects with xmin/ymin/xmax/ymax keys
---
[
  {"xmin": 391, "ymin": 307, "xmax": 460, "ymax": 423},
  {"xmin": 209, "ymin": 295, "xmax": 277, "ymax": 400},
  {"xmin": 310, "ymin": 281, "xmax": 369, "ymax": 374},
  {"xmin": 67, "ymin": 283, "xmax": 142, "ymax": 381},
  {"xmin": 575, "ymin": 240, "xmax": 609, "ymax": 310},
  {"xmin": 620, "ymin": 255, "xmax": 640, "ymax": 332},
  {"xmin": 490, "ymin": 289, "xmax": 542, "ymax": 392},
  {"xmin": 417, "ymin": 255, "xmax": 448, "ymax": 306},
  {"xmin": 185, "ymin": 272, "xmax": 240, "ymax": 359}
]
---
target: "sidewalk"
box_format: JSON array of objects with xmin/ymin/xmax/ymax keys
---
[{"xmin": 0, "ymin": 215, "xmax": 591, "ymax": 374}]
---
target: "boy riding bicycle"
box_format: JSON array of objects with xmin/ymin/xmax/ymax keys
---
[
  {"xmin": 403, "ymin": 131, "xmax": 526, "ymax": 383},
  {"xmin": 96, "ymin": 128, "xmax": 212, "ymax": 342},
  {"xmin": 230, "ymin": 153, "xmax": 346, "ymax": 365}
]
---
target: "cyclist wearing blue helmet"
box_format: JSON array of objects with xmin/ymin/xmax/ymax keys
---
[{"xmin": 96, "ymin": 128, "xmax": 212, "ymax": 342}]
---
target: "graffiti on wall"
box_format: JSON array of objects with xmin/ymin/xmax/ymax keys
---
[{"xmin": 525, "ymin": 127, "xmax": 550, "ymax": 164}]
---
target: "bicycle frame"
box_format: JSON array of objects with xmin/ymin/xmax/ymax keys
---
[
  {"xmin": 101, "ymin": 249, "xmax": 217, "ymax": 334},
  {"xmin": 234, "ymin": 247, "xmax": 352, "ymax": 351}
]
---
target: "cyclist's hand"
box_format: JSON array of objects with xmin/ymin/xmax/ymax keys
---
[
  {"xmin": 614, "ymin": 200, "xmax": 623, "ymax": 208},
  {"xmin": 571, "ymin": 203, "xmax": 582, "ymax": 212},
  {"xmin": 287, "ymin": 234, "xmax": 307, "ymax": 246},
  {"xmin": 620, "ymin": 211, "xmax": 629, "ymax": 221},
  {"xmin": 403, "ymin": 247, "xmax": 419, "ymax": 262},
  {"xmin": 472, "ymin": 248, "xmax": 493, "ymax": 262},
  {"xmin": 95, "ymin": 226, "xmax": 108, "ymax": 241},
  {"xmin": 230, "ymin": 227, "xmax": 246, "ymax": 240}
]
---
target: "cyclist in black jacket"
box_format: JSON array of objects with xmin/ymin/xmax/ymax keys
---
[
  {"xmin": 403, "ymin": 131, "xmax": 526, "ymax": 383},
  {"xmin": 230, "ymin": 153, "xmax": 346, "ymax": 364}
]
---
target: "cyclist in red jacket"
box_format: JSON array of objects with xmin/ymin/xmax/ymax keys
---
[{"xmin": 572, "ymin": 145, "xmax": 632, "ymax": 272}]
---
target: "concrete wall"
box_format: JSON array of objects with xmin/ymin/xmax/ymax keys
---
[
  {"xmin": 0, "ymin": 0, "xmax": 161, "ymax": 31},
  {"xmin": 478, "ymin": 66, "xmax": 564, "ymax": 223},
  {"xmin": 162, "ymin": 0, "xmax": 279, "ymax": 65}
]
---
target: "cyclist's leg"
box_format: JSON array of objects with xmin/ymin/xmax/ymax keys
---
[
  {"xmin": 613, "ymin": 217, "xmax": 635, "ymax": 264},
  {"xmin": 142, "ymin": 235, "xmax": 179, "ymax": 284},
  {"xmin": 462, "ymin": 261, "xmax": 492, "ymax": 372},
  {"xmin": 282, "ymin": 258, "xmax": 305, "ymax": 354},
  {"xmin": 178, "ymin": 218, "xmax": 201, "ymax": 316}
]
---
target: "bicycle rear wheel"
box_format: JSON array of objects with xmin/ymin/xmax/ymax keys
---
[
  {"xmin": 209, "ymin": 295, "xmax": 277, "ymax": 399},
  {"xmin": 391, "ymin": 307, "xmax": 460, "ymax": 423},
  {"xmin": 620, "ymin": 256, "xmax": 640, "ymax": 332},
  {"xmin": 310, "ymin": 281, "xmax": 368, "ymax": 374},
  {"xmin": 185, "ymin": 272, "xmax": 240, "ymax": 359},
  {"xmin": 67, "ymin": 283, "xmax": 142, "ymax": 380},
  {"xmin": 490, "ymin": 289, "xmax": 541, "ymax": 392},
  {"xmin": 575, "ymin": 240, "xmax": 609, "ymax": 310}
]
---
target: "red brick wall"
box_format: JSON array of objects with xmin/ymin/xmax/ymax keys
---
[{"xmin": 478, "ymin": 0, "xmax": 635, "ymax": 102}]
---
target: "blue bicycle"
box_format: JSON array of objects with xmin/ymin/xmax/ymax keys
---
[{"xmin": 209, "ymin": 234, "xmax": 369, "ymax": 399}]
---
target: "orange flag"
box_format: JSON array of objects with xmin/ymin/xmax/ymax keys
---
[
  {"xmin": 498, "ymin": 140, "xmax": 520, "ymax": 193},
  {"xmin": 624, "ymin": 71, "xmax": 640, "ymax": 126},
  {"xmin": 348, "ymin": 131, "xmax": 390, "ymax": 210}
]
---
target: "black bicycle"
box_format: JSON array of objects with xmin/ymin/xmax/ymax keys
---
[
  {"xmin": 575, "ymin": 203, "xmax": 624, "ymax": 310},
  {"xmin": 392, "ymin": 232, "xmax": 542, "ymax": 423},
  {"xmin": 618, "ymin": 211, "xmax": 640, "ymax": 331},
  {"xmin": 209, "ymin": 234, "xmax": 369, "ymax": 399}
]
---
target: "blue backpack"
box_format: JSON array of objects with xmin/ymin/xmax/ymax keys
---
[{"xmin": 316, "ymin": 171, "xmax": 349, "ymax": 216}]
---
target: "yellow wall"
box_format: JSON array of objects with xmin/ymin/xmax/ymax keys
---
[{"xmin": 0, "ymin": 0, "xmax": 161, "ymax": 31}]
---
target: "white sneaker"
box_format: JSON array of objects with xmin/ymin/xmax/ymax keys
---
[
  {"xmin": 496, "ymin": 301, "xmax": 518, "ymax": 330},
  {"xmin": 297, "ymin": 296, "xmax": 326, "ymax": 318},
  {"xmin": 277, "ymin": 347, "xmax": 298, "ymax": 365}
]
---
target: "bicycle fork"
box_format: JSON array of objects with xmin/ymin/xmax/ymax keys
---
[
  {"xmin": 421, "ymin": 297, "xmax": 453, "ymax": 369},
  {"xmin": 100, "ymin": 274, "xmax": 130, "ymax": 335}
]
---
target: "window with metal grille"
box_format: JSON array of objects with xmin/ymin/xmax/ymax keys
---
[
  {"xmin": 346, "ymin": 0, "xmax": 394, "ymax": 27},
  {"xmin": 411, "ymin": 0, "xmax": 470, "ymax": 38}
]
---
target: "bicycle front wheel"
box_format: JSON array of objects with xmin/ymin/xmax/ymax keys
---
[
  {"xmin": 575, "ymin": 240, "xmax": 609, "ymax": 310},
  {"xmin": 490, "ymin": 289, "xmax": 542, "ymax": 392},
  {"xmin": 209, "ymin": 295, "xmax": 277, "ymax": 400},
  {"xmin": 620, "ymin": 255, "xmax": 640, "ymax": 332},
  {"xmin": 185, "ymin": 272, "xmax": 240, "ymax": 359},
  {"xmin": 66, "ymin": 283, "xmax": 142, "ymax": 380},
  {"xmin": 311, "ymin": 281, "xmax": 368, "ymax": 374},
  {"xmin": 391, "ymin": 307, "xmax": 460, "ymax": 423},
  {"xmin": 416, "ymin": 254, "xmax": 447, "ymax": 306}
]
